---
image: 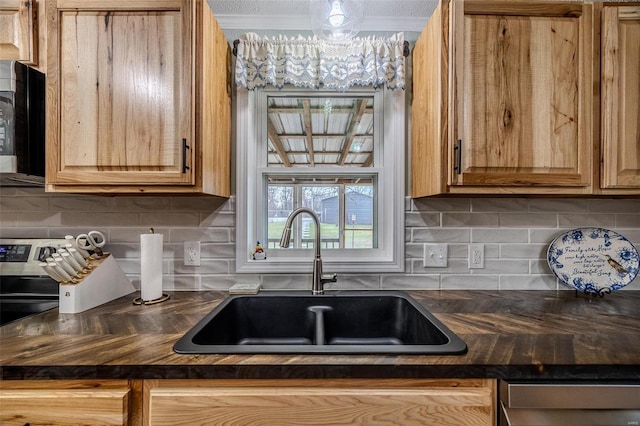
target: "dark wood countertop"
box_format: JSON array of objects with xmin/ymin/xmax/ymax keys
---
[{"xmin": 1, "ymin": 290, "xmax": 639, "ymax": 381}]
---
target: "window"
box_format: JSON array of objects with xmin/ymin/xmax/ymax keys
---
[{"xmin": 236, "ymin": 86, "xmax": 404, "ymax": 273}]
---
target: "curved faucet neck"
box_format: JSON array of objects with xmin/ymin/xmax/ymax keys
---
[{"xmin": 282, "ymin": 207, "xmax": 321, "ymax": 259}]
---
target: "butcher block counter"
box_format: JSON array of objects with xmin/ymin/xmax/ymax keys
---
[{"xmin": 1, "ymin": 290, "xmax": 639, "ymax": 381}]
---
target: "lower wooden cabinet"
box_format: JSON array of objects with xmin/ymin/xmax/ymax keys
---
[
  {"xmin": 144, "ymin": 378, "xmax": 496, "ymax": 426},
  {"xmin": 0, "ymin": 380, "xmax": 138, "ymax": 425},
  {"xmin": 0, "ymin": 378, "xmax": 496, "ymax": 425}
]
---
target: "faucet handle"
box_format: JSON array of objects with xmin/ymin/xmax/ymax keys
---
[{"xmin": 321, "ymin": 273, "xmax": 338, "ymax": 284}]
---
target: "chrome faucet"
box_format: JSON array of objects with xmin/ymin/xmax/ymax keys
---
[{"xmin": 279, "ymin": 207, "xmax": 337, "ymax": 295}]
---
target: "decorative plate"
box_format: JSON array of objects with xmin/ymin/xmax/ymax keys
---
[{"xmin": 547, "ymin": 227, "xmax": 639, "ymax": 296}]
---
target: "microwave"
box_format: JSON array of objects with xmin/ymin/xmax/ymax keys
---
[{"xmin": 0, "ymin": 60, "xmax": 45, "ymax": 186}]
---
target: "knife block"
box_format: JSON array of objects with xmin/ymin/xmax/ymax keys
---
[{"xmin": 58, "ymin": 253, "xmax": 135, "ymax": 314}]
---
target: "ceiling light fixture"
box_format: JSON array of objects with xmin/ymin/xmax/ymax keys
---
[{"xmin": 309, "ymin": 0, "xmax": 364, "ymax": 42}]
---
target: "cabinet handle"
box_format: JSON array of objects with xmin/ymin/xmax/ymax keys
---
[
  {"xmin": 182, "ymin": 138, "xmax": 190, "ymax": 173},
  {"xmin": 453, "ymin": 139, "xmax": 462, "ymax": 175}
]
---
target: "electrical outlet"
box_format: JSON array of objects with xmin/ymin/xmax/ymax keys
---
[
  {"xmin": 184, "ymin": 241, "xmax": 201, "ymax": 266},
  {"xmin": 423, "ymin": 243, "xmax": 448, "ymax": 267},
  {"xmin": 469, "ymin": 244, "xmax": 484, "ymax": 269}
]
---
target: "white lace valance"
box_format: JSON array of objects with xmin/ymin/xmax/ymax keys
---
[{"xmin": 234, "ymin": 32, "xmax": 405, "ymax": 91}]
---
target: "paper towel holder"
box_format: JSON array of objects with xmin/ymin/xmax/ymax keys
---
[
  {"xmin": 136, "ymin": 227, "xmax": 171, "ymax": 305},
  {"xmin": 133, "ymin": 293, "xmax": 170, "ymax": 305}
]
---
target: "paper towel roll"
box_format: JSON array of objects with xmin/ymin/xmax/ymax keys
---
[{"xmin": 141, "ymin": 233, "xmax": 163, "ymax": 301}]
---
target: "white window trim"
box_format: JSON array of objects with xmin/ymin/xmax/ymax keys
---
[{"xmin": 235, "ymin": 86, "xmax": 405, "ymax": 274}]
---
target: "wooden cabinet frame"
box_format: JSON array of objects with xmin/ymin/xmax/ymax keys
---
[
  {"xmin": 44, "ymin": 0, "xmax": 231, "ymax": 195},
  {"xmin": 143, "ymin": 378, "xmax": 496, "ymax": 426},
  {"xmin": 412, "ymin": 0, "xmax": 595, "ymax": 197},
  {"xmin": 0, "ymin": 0, "xmax": 38, "ymax": 65},
  {"xmin": 598, "ymin": 3, "xmax": 640, "ymax": 193},
  {"xmin": 0, "ymin": 380, "xmax": 139, "ymax": 425}
]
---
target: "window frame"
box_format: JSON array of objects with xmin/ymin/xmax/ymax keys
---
[{"xmin": 235, "ymin": 86, "xmax": 405, "ymax": 273}]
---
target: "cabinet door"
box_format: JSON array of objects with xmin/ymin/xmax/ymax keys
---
[
  {"xmin": 0, "ymin": 0, "xmax": 37, "ymax": 64},
  {"xmin": 145, "ymin": 379, "xmax": 495, "ymax": 426},
  {"xmin": 46, "ymin": 0, "xmax": 194, "ymax": 187},
  {"xmin": 450, "ymin": 0, "xmax": 592, "ymax": 188},
  {"xmin": 601, "ymin": 5, "xmax": 640, "ymax": 189},
  {"xmin": 0, "ymin": 380, "xmax": 132, "ymax": 425}
]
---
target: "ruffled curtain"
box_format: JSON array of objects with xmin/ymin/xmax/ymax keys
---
[{"xmin": 234, "ymin": 32, "xmax": 405, "ymax": 91}]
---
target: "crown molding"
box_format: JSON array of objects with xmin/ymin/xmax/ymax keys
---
[{"xmin": 215, "ymin": 14, "xmax": 428, "ymax": 33}]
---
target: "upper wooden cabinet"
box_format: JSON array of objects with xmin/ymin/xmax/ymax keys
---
[
  {"xmin": 0, "ymin": 0, "xmax": 38, "ymax": 65},
  {"xmin": 412, "ymin": 0, "xmax": 594, "ymax": 197},
  {"xmin": 600, "ymin": 4, "xmax": 640, "ymax": 192},
  {"xmin": 45, "ymin": 0, "xmax": 231, "ymax": 195}
]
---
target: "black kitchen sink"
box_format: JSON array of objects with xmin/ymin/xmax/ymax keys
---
[{"xmin": 173, "ymin": 291, "xmax": 467, "ymax": 355}]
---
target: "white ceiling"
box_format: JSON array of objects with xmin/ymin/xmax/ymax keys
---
[{"xmin": 207, "ymin": 0, "xmax": 439, "ymax": 41}]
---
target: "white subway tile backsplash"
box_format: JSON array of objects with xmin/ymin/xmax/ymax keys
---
[
  {"xmin": 0, "ymin": 212, "xmax": 18, "ymax": 229},
  {"xmin": 114, "ymin": 197, "xmax": 171, "ymax": 212},
  {"xmin": 201, "ymin": 274, "xmax": 261, "ymax": 291},
  {"xmin": 499, "ymin": 275, "xmax": 557, "ymax": 290},
  {"xmin": 260, "ymin": 274, "xmax": 312, "ymax": 290},
  {"xmin": 529, "ymin": 198, "xmax": 589, "ymax": 213},
  {"xmin": 472, "ymin": 198, "xmax": 528, "ymax": 212},
  {"xmin": 1, "ymin": 190, "xmax": 638, "ymax": 292},
  {"xmin": 530, "ymin": 259, "xmax": 552, "ymax": 274},
  {"xmin": 140, "ymin": 212, "xmax": 201, "ymax": 227},
  {"xmin": 0, "ymin": 226, "xmax": 47, "ymax": 239},
  {"xmin": 0, "ymin": 196, "xmax": 49, "ymax": 211},
  {"xmin": 171, "ymin": 259, "xmax": 230, "ymax": 275},
  {"xmin": 618, "ymin": 229, "xmax": 640, "ymax": 244},
  {"xmin": 325, "ymin": 275, "xmax": 381, "ymax": 291},
  {"xmin": 109, "ymin": 228, "xmax": 172, "ymax": 242},
  {"xmin": 442, "ymin": 213, "xmax": 499, "ymax": 227},
  {"xmin": 62, "ymin": 212, "xmax": 140, "ymax": 227},
  {"xmin": 589, "ymin": 199, "xmax": 640, "ymax": 213},
  {"xmin": 441, "ymin": 274, "xmax": 498, "ymax": 290},
  {"xmin": 499, "ymin": 213, "xmax": 557, "ymax": 227},
  {"xmin": 105, "ymin": 243, "xmax": 143, "ymax": 259},
  {"xmin": 529, "ymin": 228, "xmax": 564, "ymax": 243},
  {"xmin": 448, "ymin": 244, "xmax": 469, "ymax": 259},
  {"xmin": 171, "ymin": 196, "xmax": 229, "ymax": 212},
  {"xmin": 49, "ymin": 195, "xmax": 113, "ymax": 211},
  {"xmin": 484, "ymin": 244, "xmax": 500, "ymax": 259},
  {"xmin": 412, "ymin": 228, "xmax": 470, "ymax": 243},
  {"xmin": 17, "ymin": 212, "xmax": 64, "ymax": 227},
  {"xmin": 616, "ymin": 214, "xmax": 640, "ymax": 228},
  {"xmin": 405, "ymin": 211, "xmax": 440, "ymax": 227},
  {"xmin": 558, "ymin": 213, "xmax": 616, "ymax": 228},
  {"xmin": 162, "ymin": 275, "xmax": 201, "ymax": 291},
  {"xmin": 412, "ymin": 258, "xmax": 469, "ymax": 274},
  {"xmin": 199, "ymin": 212, "xmax": 236, "ymax": 227},
  {"xmin": 405, "ymin": 243, "xmax": 425, "ymax": 259},
  {"xmin": 168, "ymin": 228, "xmax": 230, "ymax": 243},
  {"xmin": 500, "ymin": 243, "xmax": 548, "ymax": 259},
  {"xmin": 381, "ymin": 274, "xmax": 439, "ymax": 290},
  {"xmin": 479, "ymin": 259, "xmax": 529, "ymax": 275},
  {"xmin": 201, "ymin": 243, "xmax": 235, "ymax": 259},
  {"xmin": 473, "ymin": 228, "xmax": 527, "ymax": 243},
  {"xmin": 412, "ymin": 198, "xmax": 471, "ymax": 212}
]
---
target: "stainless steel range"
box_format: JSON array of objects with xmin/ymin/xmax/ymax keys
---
[{"xmin": 0, "ymin": 238, "xmax": 67, "ymax": 325}]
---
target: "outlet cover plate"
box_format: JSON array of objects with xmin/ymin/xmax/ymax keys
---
[
  {"xmin": 469, "ymin": 243, "xmax": 484, "ymax": 269},
  {"xmin": 184, "ymin": 241, "xmax": 201, "ymax": 266},
  {"xmin": 423, "ymin": 243, "xmax": 448, "ymax": 268}
]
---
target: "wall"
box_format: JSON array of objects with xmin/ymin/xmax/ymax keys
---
[{"xmin": 2, "ymin": 187, "xmax": 639, "ymax": 292}]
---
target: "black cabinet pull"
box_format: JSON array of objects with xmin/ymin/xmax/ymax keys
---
[
  {"xmin": 453, "ymin": 139, "xmax": 462, "ymax": 175},
  {"xmin": 182, "ymin": 138, "xmax": 190, "ymax": 173}
]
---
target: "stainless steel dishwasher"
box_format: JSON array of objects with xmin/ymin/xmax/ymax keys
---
[{"xmin": 499, "ymin": 380, "xmax": 640, "ymax": 426}]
